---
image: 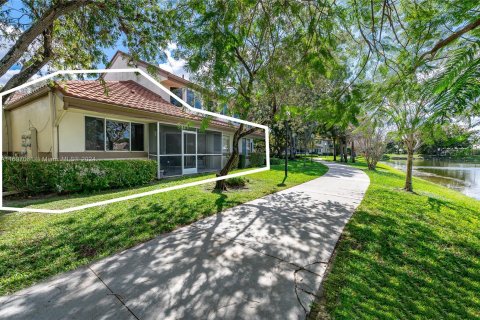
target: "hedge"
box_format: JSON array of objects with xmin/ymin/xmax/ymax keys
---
[
  {"xmin": 3, "ymin": 159, "xmax": 157, "ymax": 195},
  {"xmin": 249, "ymin": 152, "xmax": 266, "ymax": 167},
  {"xmin": 238, "ymin": 155, "xmax": 247, "ymax": 169}
]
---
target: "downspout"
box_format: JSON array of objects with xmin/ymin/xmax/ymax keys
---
[
  {"xmin": 50, "ymin": 91, "xmax": 55, "ymax": 158},
  {"xmin": 3, "ymin": 108, "xmax": 9, "ymax": 155}
]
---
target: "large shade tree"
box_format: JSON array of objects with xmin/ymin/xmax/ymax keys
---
[
  {"xmin": 343, "ymin": 0, "xmax": 480, "ymax": 192},
  {"xmin": 0, "ymin": 0, "xmax": 174, "ymax": 100},
  {"xmin": 173, "ymin": 0, "xmax": 338, "ymax": 190}
]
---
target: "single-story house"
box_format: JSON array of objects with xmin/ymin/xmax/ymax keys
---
[{"xmin": 2, "ymin": 51, "xmax": 261, "ymax": 178}]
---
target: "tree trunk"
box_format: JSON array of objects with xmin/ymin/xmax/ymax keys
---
[
  {"xmin": 351, "ymin": 140, "xmax": 356, "ymax": 163},
  {"xmin": 214, "ymin": 125, "xmax": 242, "ymax": 190},
  {"xmin": 343, "ymin": 140, "xmax": 348, "ymax": 162},
  {"xmin": 333, "ymin": 137, "xmax": 337, "ymax": 161},
  {"xmin": 338, "ymin": 139, "xmax": 343, "ymax": 162},
  {"xmin": 284, "ymin": 121, "xmax": 288, "ymax": 177},
  {"xmin": 404, "ymin": 147, "xmax": 414, "ymax": 192}
]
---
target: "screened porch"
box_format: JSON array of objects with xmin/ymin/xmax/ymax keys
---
[{"xmin": 148, "ymin": 123, "xmax": 229, "ymax": 178}]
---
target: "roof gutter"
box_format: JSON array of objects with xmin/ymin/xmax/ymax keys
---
[{"xmin": 3, "ymin": 86, "xmax": 51, "ymax": 110}]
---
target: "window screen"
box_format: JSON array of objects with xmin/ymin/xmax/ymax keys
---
[{"xmin": 85, "ymin": 116, "xmax": 105, "ymax": 150}]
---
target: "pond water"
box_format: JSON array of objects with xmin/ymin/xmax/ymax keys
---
[{"xmin": 384, "ymin": 159, "xmax": 480, "ymax": 200}]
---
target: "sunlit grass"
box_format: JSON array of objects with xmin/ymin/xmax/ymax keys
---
[
  {"xmin": 312, "ymin": 159, "xmax": 480, "ymax": 319},
  {"xmin": 0, "ymin": 160, "xmax": 327, "ymax": 296}
]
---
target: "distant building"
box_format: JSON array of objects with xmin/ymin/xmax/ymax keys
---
[{"xmin": 310, "ymin": 137, "xmax": 334, "ymax": 155}]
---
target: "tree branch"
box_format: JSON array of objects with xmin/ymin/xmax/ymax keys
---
[
  {"xmin": 418, "ymin": 17, "xmax": 480, "ymax": 62},
  {"xmin": 2, "ymin": 27, "xmax": 53, "ymax": 102},
  {"xmin": 0, "ymin": 0, "xmax": 92, "ymax": 78},
  {"xmin": 239, "ymin": 126, "xmax": 259, "ymax": 138}
]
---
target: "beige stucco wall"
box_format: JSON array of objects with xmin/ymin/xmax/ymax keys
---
[
  {"xmin": 6, "ymin": 94, "xmax": 53, "ymax": 155},
  {"xmin": 103, "ymin": 56, "xmax": 173, "ymax": 102},
  {"xmin": 58, "ymin": 111, "xmax": 84, "ymax": 152}
]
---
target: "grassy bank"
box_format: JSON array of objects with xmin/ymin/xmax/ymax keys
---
[
  {"xmin": 383, "ymin": 153, "xmax": 424, "ymax": 160},
  {"xmin": 384, "ymin": 153, "xmax": 480, "ymax": 163},
  {"xmin": 0, "ymin": 160, "xmax": 327, "ymax": 296},
  {"xmin": 311, "ymin": 159, "xmax": 480, "ymax": 319}
]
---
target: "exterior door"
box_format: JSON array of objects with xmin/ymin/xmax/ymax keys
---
[{"xmin": 183, "ymin": 130, "xmax": 197, "ymax": 174}]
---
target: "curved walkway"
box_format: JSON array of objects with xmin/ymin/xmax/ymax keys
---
[{"xmin": 0, "ymin": 161, "xmax": 369, "ymax": 320}]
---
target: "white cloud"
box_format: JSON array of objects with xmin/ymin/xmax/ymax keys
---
[
  {"xmin": 0, "ymin": 69, "xmax": 20, "ymax": 86},
  {"xmin": 158, "ymin": 44, "xmax": 189, "ymax": 80}
]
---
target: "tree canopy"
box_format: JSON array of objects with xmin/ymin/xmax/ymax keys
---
[{"xmin": 0, "ymin": 0, "xmax": 174, "ymax": 96}]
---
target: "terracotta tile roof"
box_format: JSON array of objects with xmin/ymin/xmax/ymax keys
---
[
  {"xmin": 5, "ymin": 80, "xmax": 265, "ymax": 137},
  {"xmin": 56, "ymin": 80, "xmax": 232, "ymax": 129},
  {"xmin": 5, "ymin": 91, "xmax": 26, "ymax": 104},
  {"xmin": 5, "ymin": 86, "xmax": 45, "ymax": 105}
]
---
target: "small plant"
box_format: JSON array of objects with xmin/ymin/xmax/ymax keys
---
[
  {"xmin": 238, "ymin": 155, "xmax": 247, "ymax": 168},
  {"xmin": 225, "ymin": 176, "xmax": 248, "ymax": 188}
]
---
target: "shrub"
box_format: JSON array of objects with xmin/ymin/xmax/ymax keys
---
[
  {"xmin": 353, "ymin": 118, "xmax": 387, "ymax": 170},
  {"xmin": 225, "ymin": 176, "xmax": 248, "ymax": 188},
  {"xmin": 270, "ymin": 157, "xmax": 281, "ymax": 165},
  {"xmin": 249, "ymin": 152, "xmax": 266, "ymax": 167},
  {"xmin": 3, "ymin": 159, "xmax": 157, "ymax": 195},
  {"xmin": 238, "ymin": 154, "xmax": 247, "ymax": 168}
]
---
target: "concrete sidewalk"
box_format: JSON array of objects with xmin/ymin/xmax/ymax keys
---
[{"xmin": 0, "ymin": 161, "xmax": 369, "ymax": 320}]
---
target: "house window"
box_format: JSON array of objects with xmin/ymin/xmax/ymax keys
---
[
  {"xmin": 222, "ymin": 135, "xmax": 230, "ymax": 155},
  {"xmin": 194, "ymin": 96, "xmax": 202, "ymax": 109},
  {"xmin": 85, "ymin": 116, "xmax": 105, "ymax": 151},
  {"xmin": 106, "ymin": 120, "xmax": 130, "ymax": 151},
  {"xmin": 246, "ymin": 139, "xmax": 252, "ymax": 154},
  {"xmin": 170, "ymin": 88, "xmax": 183, "ymax": 107},
  {"xmin": 131, "ymin": 123, "xmax": 145, "ymax": 151},
  {"xmin": 187, "ymin": 89, "xmax": 195, "ymax": 106},
  {"xmin": 85, "ymin": 116, "xmax": 144, "ymax": 151}
]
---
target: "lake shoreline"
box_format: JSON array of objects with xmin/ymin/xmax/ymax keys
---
[
  {"xmin": 383, "ymin": 158, "xmax": 480, "ymax": 200},
  {"xmin": 384, "ymin": 154, "xmax": 480, "ymax": 164}
]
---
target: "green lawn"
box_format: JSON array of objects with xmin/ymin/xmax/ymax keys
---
[
  {"xmin": 0, "ymin": 160, "xmax": 327, "ymax": 296},
  {"xmin": 311, "ymin": 159, "xmax": 480, "ymax": 319}
]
